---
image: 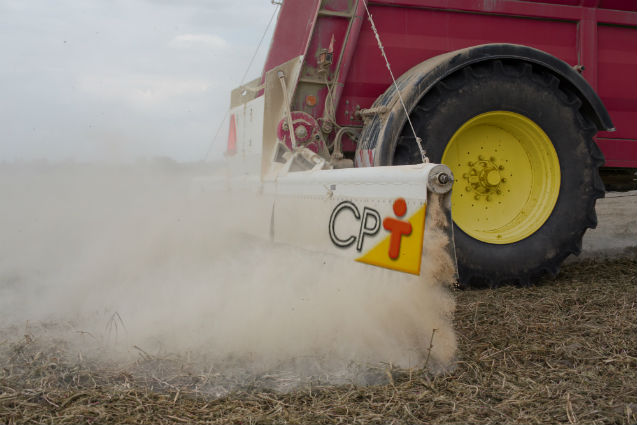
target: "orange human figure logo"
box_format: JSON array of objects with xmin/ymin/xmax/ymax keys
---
[{"xmin": 382, "ymin": 198, "xmax": 412, "ymax": 259}]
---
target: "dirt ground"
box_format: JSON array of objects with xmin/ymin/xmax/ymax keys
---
[
  {"xmin": 1, "ymin": 253, "xmax": 635, "ymax": 424},
  {"xmin": 1, "ymin": 186, "xmax": 635, "ymax": 424}
]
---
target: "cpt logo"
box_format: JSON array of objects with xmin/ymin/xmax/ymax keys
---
[{"xmin": 328, "ymin": 198, "xmax": 426, "ymax": 275}]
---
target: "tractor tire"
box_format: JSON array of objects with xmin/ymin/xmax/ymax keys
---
[{"xmin": 392, "ymin": 60, "xmax": 605, "ymax": 287}]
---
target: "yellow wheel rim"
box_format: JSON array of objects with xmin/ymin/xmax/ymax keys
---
[{"xmin": 442, "ymin": 111, "xmax": 561, "ymax": 244}]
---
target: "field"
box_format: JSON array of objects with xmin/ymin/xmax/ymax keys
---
[{"xmin": 1, "ymin": 254, "xmax": 635, "ymax": 425}]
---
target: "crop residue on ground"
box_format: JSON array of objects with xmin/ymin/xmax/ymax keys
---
[{"xmin": 1, "ymin": 255, "xmax": 635, "ymax": 424}]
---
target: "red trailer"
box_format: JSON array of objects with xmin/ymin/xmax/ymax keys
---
[{"xmin": 229, "ymin": 0, "xmax": 637, "ymax": 286}]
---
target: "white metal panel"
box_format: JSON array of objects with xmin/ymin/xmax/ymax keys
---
[
  {"xmin": 267, "ymin": 163, "xmax": 440, "ymax": 200},
  {"xmin": 241, "ymin": 95, "xmax": 264, "ymax": 157}
]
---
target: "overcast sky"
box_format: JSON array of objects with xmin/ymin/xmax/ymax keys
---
[{"xmin": 0, "ymin": 0, "xmax": 278, "ymax": 162}]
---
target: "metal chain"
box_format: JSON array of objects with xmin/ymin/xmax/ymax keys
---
[{"xmin": 362, "ymin": 1, "xmax": 429, "ymax": 163}]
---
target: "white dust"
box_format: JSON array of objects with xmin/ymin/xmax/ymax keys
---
[{"xmin": 0, "ymin": 162, "xmax": 457, "ymax": 389}]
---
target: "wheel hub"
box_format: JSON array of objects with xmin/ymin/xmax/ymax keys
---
[
  {"xmin": 441, "ymin": 111, "xmax": 560, "ymax": 244},
  {"xmin": 463, "ymin": 156, "xmax": 508, "ymax": 200}
]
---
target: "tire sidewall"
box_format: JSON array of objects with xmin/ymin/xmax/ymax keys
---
[{"xmin": 407, "ymin": 68, "xmax": 598, "ymax": 282}]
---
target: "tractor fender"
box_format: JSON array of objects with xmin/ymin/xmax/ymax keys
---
[{"xmin": 357, "ymin": 43, "xmax": 614, "ymax": 167}]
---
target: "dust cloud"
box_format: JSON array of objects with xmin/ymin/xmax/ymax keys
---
[{"xmin": 0, "ymin": 162, "xmax": 457, "ymax": 392}]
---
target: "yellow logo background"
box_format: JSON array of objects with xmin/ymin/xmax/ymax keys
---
[{"xmin": 355, "ymin": 204, "xmax": 426, "ymax": 275}]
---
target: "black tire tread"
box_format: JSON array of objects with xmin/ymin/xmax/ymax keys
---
[{"xmin": 394, "ymin": 59, "xmax": 605, "ymax": 287}]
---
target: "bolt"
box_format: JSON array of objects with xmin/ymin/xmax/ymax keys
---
[
  {"xmin": 294, "ymin": 125, "xmax": 308, "ymax": 139},
  {"xmin": 437, "ymin": 173, "xmax": 450, "ymax": 184},
  {"xmin": 474, "ymin": 194, "xmax": 481, "ymax": 200},
  {"xmin": 499, "ymin": 165, "xmax": 505, "ymax": 170},
  {"xmin": 501, "ymin": 178, "xmax": 507, "ymax": 183},
  {"xmin": 468, "ymin": 161, "xmax": 474, "ymax": 166}
]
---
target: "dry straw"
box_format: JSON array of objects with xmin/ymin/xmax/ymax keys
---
[{"xmin": 1, "ymin": 253, "xmax": 635, "ymax": 424}]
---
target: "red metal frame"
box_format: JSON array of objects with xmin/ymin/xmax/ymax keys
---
[
  {"xmin": 262, "ymin": 0, "xmax": 637, "ymax": 168},
  {"xmin": 261, "ymin": 0, "xmax": 322, "ymax": 83}
]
